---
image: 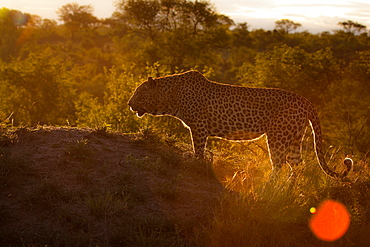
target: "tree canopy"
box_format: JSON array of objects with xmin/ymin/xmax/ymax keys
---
[{"xmin": 275, "ymin": 19, "xmax": 302, "ymax": 33}]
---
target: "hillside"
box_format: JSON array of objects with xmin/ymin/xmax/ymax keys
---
[
  {"xmin": 0, "ymin": 127, "xmax": 223, "ymax": 246},
  {"xmin": 1, "ymin": 127, "xmax": 370, "ymax": 246}
]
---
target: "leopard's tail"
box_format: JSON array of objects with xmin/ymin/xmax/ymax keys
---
[{"xmin": 308, "ymin": 110, "xmax": 353, "ymax": 179}]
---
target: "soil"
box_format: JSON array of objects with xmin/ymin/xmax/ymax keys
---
[{"xmin": 0, "ymin": 126, "xmax": 224, "ymax": 246}]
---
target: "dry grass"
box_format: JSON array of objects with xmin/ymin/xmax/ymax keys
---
[{"xmin": 1, "ymin": 126, "xmax": 370, "ymax": 246}]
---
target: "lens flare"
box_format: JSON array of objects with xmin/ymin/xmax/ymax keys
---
[
  {"xmin": 309, "ymin": 200, "xmax": 350, "ymax": 242},
  {"xmin": 11, "ymin": 11, "xmax": 29, "ymax": 26},
  {"xmin": 310, "ymin": 207, "xmax": 316, "ymax": 214}
]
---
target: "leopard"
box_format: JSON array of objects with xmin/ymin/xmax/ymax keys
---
[{"xmin": 128, "ymin": 70, "xmax": 353, "ymax": 179}]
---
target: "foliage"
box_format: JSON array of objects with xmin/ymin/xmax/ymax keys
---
[
  {"xmin": 112, "ymin": 0, "xmax": 233, "ymax": 72},
  {"xmin": 102, "ymin": 66, "xmax": 141, "ymax": 132},
  {"xmin": 0, "ymin": 49, "xmax": 75, "ymax": 125},
  {"xmin": 56, "ymin": 3, "xmax": 99, "ymax": 40},
  {"xmin": 57, "ymin": 3, "xmax": 97, "ymax": 27},
  {"xmin": 238, "ymin": 46, "xmax": 340, "ymax": 102},
  {"xmin": 0, "ymin": 1, "xmax": 369, "ymax": 158},
  {"xmin": 338, "ymin": 20, "xmax": 367, "ymax": 35},
  {"xmin": 275, "ymin": 19, "xmax": 302, "ymax": 34}
]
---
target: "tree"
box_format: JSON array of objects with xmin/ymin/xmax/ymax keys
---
[
  {"xmin": 338, "ymin": 20, "xmax": 366, "ymax": 35},
  {"xmin": 38, "ymin": 18, "xmax": 58, "ymax": 31},
  {"xmin": 113, "ymin": 0, "xmax": 160, "ymax": 39},
  {"xmin": 112, "ymin": 0, "xmax": 233, "ymax": 72},
  {"xmin": 275, "ymin": 19, "xmax": 301, "ymax": 34},
  {"xmin": 231, "ymin": 22, "xmax": 252, "ymax": 47},
  {"xmin": 56, "ymin": 3, "xmax": 98, "ymax": 39}
]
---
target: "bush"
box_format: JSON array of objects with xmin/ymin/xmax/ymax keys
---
[{"xmin": 0, "ymin": 49, "xmax": 75, "ymax": 125}]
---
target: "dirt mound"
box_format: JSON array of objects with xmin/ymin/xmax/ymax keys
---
[{"xmin": 0, "ymin": 127, "xmax": 223, "ymax": 246}]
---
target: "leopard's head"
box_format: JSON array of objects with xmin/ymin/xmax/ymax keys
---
[{"xmin": 128, "ymin": 77, "xmax": 170, "ymax": 117}]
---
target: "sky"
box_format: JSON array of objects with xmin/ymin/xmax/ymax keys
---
[{"xmin": 2, "ymin": 0, "xmax": 370, "ymax": 33}]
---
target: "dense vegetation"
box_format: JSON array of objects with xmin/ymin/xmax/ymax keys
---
[{"xmin": 1, "ymin": 1, "xmax": 369, "ymax": 158}]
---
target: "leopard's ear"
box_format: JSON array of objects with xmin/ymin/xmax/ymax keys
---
[{"xmin": 148, "ymin": 77, "xmax": 156, "ymax": 87}]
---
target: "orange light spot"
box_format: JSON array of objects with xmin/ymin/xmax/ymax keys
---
[{"xmin": 309, "ymin": 200, "xmax": 350, "ymax": 242}]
